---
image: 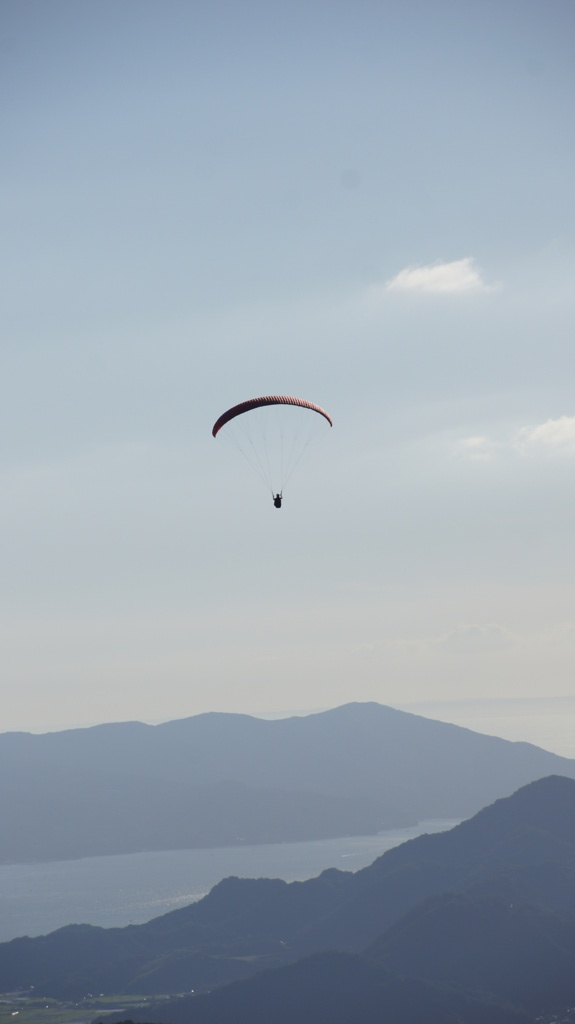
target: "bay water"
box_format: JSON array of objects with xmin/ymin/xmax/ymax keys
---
[
  {"xmin": 3, "ymin": 696, "xmax": 572, "ymax": 947},
  {"xmin": 0, "ymin": 820, "xmax": 456, "ymax": 944}
]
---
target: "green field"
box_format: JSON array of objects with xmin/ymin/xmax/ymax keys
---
[{"xmin": 0, "ymin": 994, "xmax": 157, "ymax": 1024}]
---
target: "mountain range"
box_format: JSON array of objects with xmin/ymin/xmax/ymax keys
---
[
  {"xmin": 1, "ymin": 775, "xmax": 575, "ymax": 1022},
  {"xmin": 1, "ymin": 701, "xmax": 575, "ymax": 862}
]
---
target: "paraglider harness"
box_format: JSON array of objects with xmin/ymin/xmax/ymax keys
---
[{"xmin": 273, "ymin": 492, "xmax": 283, "ymax": 508}]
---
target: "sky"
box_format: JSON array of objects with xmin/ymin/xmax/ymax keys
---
[{"xmin": 1, "ymin": 0, "xmax": 575, "ymax": 746}]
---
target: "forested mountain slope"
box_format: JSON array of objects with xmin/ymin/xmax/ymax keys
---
[
  {"xmin": 93, "ymin": 776, "xmax": 575, "ymax": 1024},
  {"xmin": 2, "ymin": 775, "xmax": 574, "ymax": 1014}
]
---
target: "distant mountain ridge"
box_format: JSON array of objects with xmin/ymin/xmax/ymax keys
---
[{"xmin": 1, "ymin": 702, "xmax": 575, "ymax": 862}]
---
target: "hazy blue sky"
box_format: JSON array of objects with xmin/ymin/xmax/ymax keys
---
[{"xmin": 2, "ymin": 1, "xmax": 575, "ymax": 737}]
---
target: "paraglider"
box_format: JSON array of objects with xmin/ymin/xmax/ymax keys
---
[{"xmin": 212, "ymin": 395, "xmax": 332, "ymax": 506}]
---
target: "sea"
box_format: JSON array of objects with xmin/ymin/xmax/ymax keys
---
[
  {"xmin": 2, "ymin": 694, "xmax": 573, "ymax": 946},
  {"xmin": 0, "ymin": 821, "xmax": 457, "ymax": 944}
]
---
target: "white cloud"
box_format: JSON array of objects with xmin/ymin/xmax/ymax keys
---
[
  {"xmin": 516, "ymin": 415, "xmax": 575, "ymax": 454},
  {"xmin": 455, "ymin": 436, "xmax": 497, "ymax": 462},
  {"xmin": 455, "ymin": 415, "xmax": 575, "ymax": 462},
  {"xmin": 385, "ymin": 257, "xmax": 492, "ymax": 294}
]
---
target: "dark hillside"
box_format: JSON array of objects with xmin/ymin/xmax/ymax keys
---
[
  {"xmin": 301, "ymin": 774, "xmax": 575, "ymax": 952},
  {"xmin": 112, "ymin": 898, "xmax": 575, "ymax": 1024},
  {"xmin": 94, "ymin": 777, "xmax": 575, "ymax": 1024},
  {"xmin": 97, "ymin": 950, "xmax": 531, "ymax": 1024},
  {"xmin": 369, "ymin": 891, "xmax": 575, "ymax": 1012},
  {"xmin": 2, "ymin": 776, "xmax": 575, "ymax": 1004}
]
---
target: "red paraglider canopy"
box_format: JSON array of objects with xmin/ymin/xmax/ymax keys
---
[{"xmin": 212, "ymin": 395, "xmax": 333, "ymax": 438}]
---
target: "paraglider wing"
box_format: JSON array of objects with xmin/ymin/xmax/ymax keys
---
[
  {"xmin": 212, "ymin": 395, "xmax": 332, "ymax": 497},
  {"xmin": 212, "ymin": 395, "xmax": 333, "ymax": 438}
]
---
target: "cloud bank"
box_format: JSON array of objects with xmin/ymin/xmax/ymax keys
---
[
  {"xmin": 457, "ymin": 416, "xmax": 575, "ymax": 461},
  {"xmin": 517, "ymin": 415, "xmax": 575, "ymax": 454},
  {"xmin": 386, "ymin": 257, "xmax": 491, "ymax": 294}
]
